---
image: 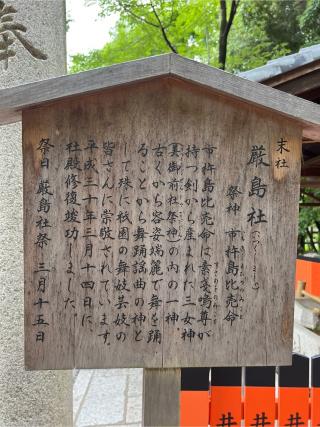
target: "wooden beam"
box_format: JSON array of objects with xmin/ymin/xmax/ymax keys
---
[
  {"xmin": 275, "ymin": 69, "xmax": 320, "ymax": 97},
  {"xmin": 1, "ymin": 54, "xmax": 320, "ymax": 139},
  {"xmin": 301, "ymin": 191, "xmax": 320, "ymax": 203},
  {"xmin": 264, "ymin": 59, "xmax": 320, "ymax": 89},
  {"xmin": 301, "ymin": 156, "xmax": 320, "ymax": 175},
  {"xmin": 170, "ymin": 56, "xmax": 320, "ymax": 141},
  {"xmin": 302, "ymin": 139, "xmax": 320, "ymax": 144},
  {"xmin": 301, "ymin": 169, "xmax": 320, "ymax": 177},
  {"xmin": 301, "ymin": 180, "xmax": 320, "ymax": 188},
  {"xmin": 143, "ymin": 368, "xmax": 180, "ymax": 426},
  {"xmin": 302, "ymin": 155, "xmax": 320, "ymax": 168},
  {"xmin": 0, "ymin": 54, "xmax": 171, "ymax": 126}
]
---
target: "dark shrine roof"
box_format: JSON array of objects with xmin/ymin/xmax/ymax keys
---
[{"xmin": 239, "ymin": 44, "xmax": 320, "ymax": 83}]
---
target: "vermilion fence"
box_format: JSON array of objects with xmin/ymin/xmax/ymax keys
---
[
  {"xmin": 180, "ymin": 354, "xmax": 320, "ymax": 426},
  {"xmin": 296, "ymin": 257, "xmax": 320, "ymax": 297}
]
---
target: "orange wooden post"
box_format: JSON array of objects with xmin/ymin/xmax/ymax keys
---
[
  {"xmin": 278, "ymin": 354, "xmax": 310, "ymax": 427},
  {"xmin": 311, "ymin": 355, "xmax": 320, "ymax": 426},
  {"xmin": 180, "ymin": 368, "xmax": 210, "ymax": 426},
  {"xmin": 244, "ymin": 366, "xmax": 276, "ymax": 426},
  {"xmin": 210, "ymin": 367, "xmax": 242, "ymax": 427}
]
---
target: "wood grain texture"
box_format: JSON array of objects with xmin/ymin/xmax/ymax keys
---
[
  {"xmin": 143, "ymin": 368, "xmax": 180, "ymax": 427},
  {"xmin": 23, "ymin": 78, "xmax": 301, "ymax": 369},
  {"xmin": 265, "ymin": 59, "xmax": 320, "ymax": 88},
  {"xmin": 1, "ymin": 54, "xmax": 320, "ymax": 140},
  {"xmin": 170, "ymin": 56, "xmax": 320, "ymax": 141},
  {"xmin": 275, "ymin": 69, "xmax": 320, "ymax": 95},
  {"xmin": 1, "ymin": 55, "xmax": 171, "ymax": 126}
]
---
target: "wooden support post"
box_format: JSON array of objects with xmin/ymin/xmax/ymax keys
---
[
  {"xmin": 143, "ymin": 368, "xmax": 181, "ymax": 427},
  {"xmin": 296, "ymin": 280, "xmax": 320, "ymax": 305},
  {"xmin": 296, "ymin": 280, "xmax": 306, "ymax": 298}
]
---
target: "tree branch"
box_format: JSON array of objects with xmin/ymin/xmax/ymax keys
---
[
  {"xmin": 218, "ymin": 0, "xmax": 240, "ymax": 70},
  {"xmin": 224, "ymin": 0, "xmax": 240, "ymax": 38},
  {"xmin": 117, "ymin": 0, "xmax": 177, "ymax": 53},
  {"xmin": 220, "ymin": 0, "xmax": 227, "ymax": 32},
  {"xmin": 118, "ymin": 0, "xmax": 159, "ymax": 28},
  {"xmin": 150, "ymin": 1, "xmax": 177, "ymax": 53},
  {"xmin": 164, "ymin": 0, "xmax": 175, "ymax": 30}
]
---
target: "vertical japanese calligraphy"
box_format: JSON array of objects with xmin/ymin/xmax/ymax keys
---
[
  {"xmin": 23, "ymin": 79, "xmax": 302, "ymax": 369},
  {"xmin": 33, "ymin": 138, "xmax": 53, "ymax": 343}
]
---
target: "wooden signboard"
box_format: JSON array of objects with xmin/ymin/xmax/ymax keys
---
[{"xmin": 22, "ymin": 75, "xmax": 301, "ymax": 370}]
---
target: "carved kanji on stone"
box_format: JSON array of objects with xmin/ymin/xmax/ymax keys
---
[{"xmin": 0, "ymin": 0, "xmax": 47, "ymax": 70}]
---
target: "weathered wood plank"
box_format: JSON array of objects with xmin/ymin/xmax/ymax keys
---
[
  {"xmin": 24, "ymin": 78, "xmax": 301, "ymax": 369},
  {"xmin": 1, "ymin": 54, "xmax": 320, "ymax": 140},
  {"xmin": 276, "ymin": 69, "xmax": 320, "ymax": 95},
  {"xmin": 265, "ymin": 59, "xmax": 320, "ymax": 88},
  {"xmin": 1, "ymin": 54, "xmax": 171, "ymax": 125},
  {"xmin": 170, "ymin": 55, "xmax": 320, "ymax": 141},
  {"xmin": 23, "ymin": 105, "xmax": 75, "ymax": 369},
  {"xmin": 143, "ymin": 368, "xmax": 180, "ymax": 427}
]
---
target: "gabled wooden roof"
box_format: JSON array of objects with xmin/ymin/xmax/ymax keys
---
[{"xmin": 1, "ymin": 53, "xmax": 320, "ymax": 140}]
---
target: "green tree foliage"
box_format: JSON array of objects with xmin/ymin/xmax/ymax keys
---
[
  {"xmin": 97, "ymin": 0, "xmax": 180, "ymax": 53},
  {"xmin": 70, "ymin": 0, "xmax": 320, "ymax": 74},
  {"xmin": 241, "ymin": 0, "xmax": 307, "ymax": 53},
  {"xmin": 227, "ymin": 0, "xmax": 305, "ymax": 72},
  {"xmin": 300, "ymin": 0, "xmax": 320, "ymax": 45},
  {"xmin": 71, "ymin": 19, "xmax": 167, "ymax": 71},
  {"xmin": 71, "ymin": 0, "xmax": 222, "ymax": 72}
]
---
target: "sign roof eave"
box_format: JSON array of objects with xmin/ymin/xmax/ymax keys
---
[{"xmin": 1, "ymin": 53, "xmax": 320, "ymax": 139}]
